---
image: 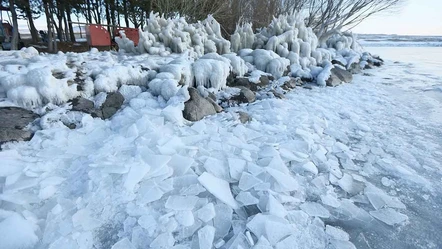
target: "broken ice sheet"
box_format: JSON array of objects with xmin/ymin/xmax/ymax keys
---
[
  {"xmin": 299, "ymin": 202, "xmax": 330, "ymax": 218},
  {"xmin": 238, "ymin": 172, "xmax": 263, "ymax": 191},
  {"xmin": 111, "ymin": 237, "xmax": 136, "ymax": 249},
  {"xmin": 198, "ymin": 225, "xmax": 216, "ymax": 249},
  {"xmin": 196, "ymin": 203, "xmax": 216, "ymax": 222},
  {"xmin": 370, "ymin": 208, "xmax": 408, "ymax": 226},
  {"xmin": 198, "ymin": 172, "xmax": 239, "ymax": 209},
  {"xmin": 365, "ymin": 183, "xmax": 406, "ymax": 210},
  {"xmin": 236, "ymin": 192, "xmax": 259, "ymax": 206},
  {"xmin": 228, "ymin": 158, "xmax": 247, "ymax": 181},
  {"xmin": 165, "ymin": 195, "xmax": 200, "ymax": 211}
]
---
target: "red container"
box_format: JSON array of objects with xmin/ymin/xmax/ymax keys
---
[
  {"xmin": 115, "ymin": 27, "xmax": 140, "ymax": 46},
  {"xmin": 86, "ymin": 25, "xmax": 111, "ymax": 46}
]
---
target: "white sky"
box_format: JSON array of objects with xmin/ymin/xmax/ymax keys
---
[
  {"xmin": 2, "ymin": 0, "xmax": 442, "ymax": 36},
  {"xmin": 351, "ymin": 0, "xmax": 442, "ymax": 35}
]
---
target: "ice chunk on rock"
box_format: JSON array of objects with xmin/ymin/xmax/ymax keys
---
[
  {"xmin": 0, "ymin": 214, "xmax": 38, "ymax": 249},
  {"xmin": 111, "ymin": 238, "xmax": 136, "ymax": 249},
  {"xmin": 198, "ymin": 172, "xmax": 239, "ymax": 209},
  {"xmin": 165, "ymin": 196, "xmax": 200, "ymax": 210},
  {"xmin": 198, "ymin": 225, "xmax": 216, "ymax": 249},
  {"xmin": 300, "ymin": 202, "xmax": 330, "ymax": 218},
  {"xmin": 370, "ymin": 208, "xmax": 408, "ymax": 226}
]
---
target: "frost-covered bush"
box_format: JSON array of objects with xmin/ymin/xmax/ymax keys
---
[{"xmin": 116, "ymin": 13, "xmax": 231, "ymax": 57}]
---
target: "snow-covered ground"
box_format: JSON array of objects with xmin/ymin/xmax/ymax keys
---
[
  {"xmin": 1, "ymin": 48, "xmax": 441, "ymax": 249},
  {"xmin": 1, "ymin": 21, "xmax": 442, "ymax": 249}
]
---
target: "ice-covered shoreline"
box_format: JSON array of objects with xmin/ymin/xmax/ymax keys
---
[{"xmin": 1, "ymin": 13, "xmax": 442, "ymax": 249}]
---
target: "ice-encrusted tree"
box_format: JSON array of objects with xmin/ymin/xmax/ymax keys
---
[{"xmin": 280, "ymin": 0, "xmax": 405, "ymax": 45}]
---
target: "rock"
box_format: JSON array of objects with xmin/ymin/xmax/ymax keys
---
[
  {"xmin": 364, "ymin": 64, "xmax": 373, "ymax": 70},
  {"xmin": 228, "ymin": 77, "xmax": 255, "ymax": 91},
  {"xmin": 237, "ymin": 111, "xmax": 251, "ymax": 124},
  {"xmin": 258, "ymin": 75, "xmax": 273, "ymax": 88},
  {"xmin": 101, "ymin": 92, "xmax": 124, "ymax": 119},
  {"xmin": 303, "ymin": 86, "xmax": 313, "ymax": 90},
  {"xmin": 206, "ymin": 97, "xmax": 223, "ymax": 113},
  {"xmin": 281, "ymin": 78, "xmax": 298, "ymax": 90},
  {"xmin": 233, "ymin": 87, "xmax": 256, "ymax": 103},
  {"xmin": 270, "ymin": 90, "xmax": 285, "ymax": 99},
  {"xmin": 208, "ymin": 92, "xmax": 217, "ymax": 102},
  {"xmin": 326, "ymin": 67, "xmax": 353, "ymax": 87},
  {"xmin": 0, "ymin": 107, "xmax": 39, "ymax": 145},
  {"xmin": 331, "ymin": 59, "xmax": 346, "ymax": 67},
  {"xmin": 183, "ymin": 87, "xmax": 217, "ymax": 121},
  {"xmin": 332, "ymin": 67, "xmax": 353, "ymax": 83},
  {"xmin": 70, "ymin": 97, "xmax": 94, "ymax": 113}
]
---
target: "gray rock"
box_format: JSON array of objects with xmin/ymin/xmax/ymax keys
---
[
  {"xmin": 326, "ymin": 74, "xmax": 341, "ymax": 87},
  {"xmin": 234, "ymin": 86, "xmax": 256, "ymax": 103},
  {"xmin": 206, "ymin": 97, "xmax": 223, "ymax": 113},
  {"xmin": 282, "ymin": 77, "xmax": 298, "ymax": 90},
  {"xmin": 270, "ymin": 90, "xmax": 285, "ymax": 99},
  {"xmin": 258, "ymin": 75, "xmax": 273, "ymax": 88},
  {"xmin": 101, "ymin": 92, "xmax": 124, "ymax": 119},
  {"xmin": 71, "ymin": 97, "xmax": 94, "ymax": 113},
  {"xmin": 183, "ymin": 87, "xmax": 217, "ymax": 121},
  {"xmin": 332, "ymin": 67, "xmax": 353, "ymax": 83},
  {"xmin": 237, "ymin": 111, "xmax": 251, "ymax": 124},
  {"xmin": 229, "ymin": 77, "xmax": 253, "ymax": 88},
  {"xmin": 0, "ymin": 107, "xmax": 39, "ymax": 145},
  {"xmin": 102, "ymin": 92, "xmax": 124, "ymax": 109},
  {"xmin": 326, "ymin": 67, "xmax": 353, "ymax": 87}
]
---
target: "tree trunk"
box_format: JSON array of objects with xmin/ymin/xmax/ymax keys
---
[
  {"xmin": 66, "ymin": 5, "xmax": 76, "ymax": 42},
  {"xmin": 123, "ymin": 0, "xmax": 129, "ymax": 27},
  {"xmin": 24, "ymin": 0, "xmax": 39, "ymax": 43},
  {"xmin": 63, "ymin": 11, "xmax": 69, "ymax": 41},
  {"xmin": 86, "ymin": 0, "xmax": 92, "ymax": 23},
  {"xmin": 105, "ymin": 0, "xmax": 111, "ymax": 33},
  {"xmin": 43, "ymin": 0, "xmax": 53, "ymax": 52},
  {"xmin": 9, "ymin": 0, "xmax": 19, "ymax": 50},
  {"xmin": 110, "ymin": 0, "xmax": 116, "ymax": 27}
]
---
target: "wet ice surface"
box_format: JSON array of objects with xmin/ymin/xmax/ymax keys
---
[{"xmin": 1, "ymin": 52, "xmax": 442, "ymax": 249}]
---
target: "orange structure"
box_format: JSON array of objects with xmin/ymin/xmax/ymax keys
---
[{"xmin": 85, "ymin": 25, "xmax": 111, "ymax": 47}]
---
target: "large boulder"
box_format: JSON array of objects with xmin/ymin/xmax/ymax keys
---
[
  {"xmin": 101, "ymin": 92, "xmax": 124, "ymax": 119},
  {"xmin": 183, "ymin": 87, "xmax": 217, "ymax": 121},
  {"xmin": 0, "ymin": 107, "xmax": 39, "ymax": 145}
]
